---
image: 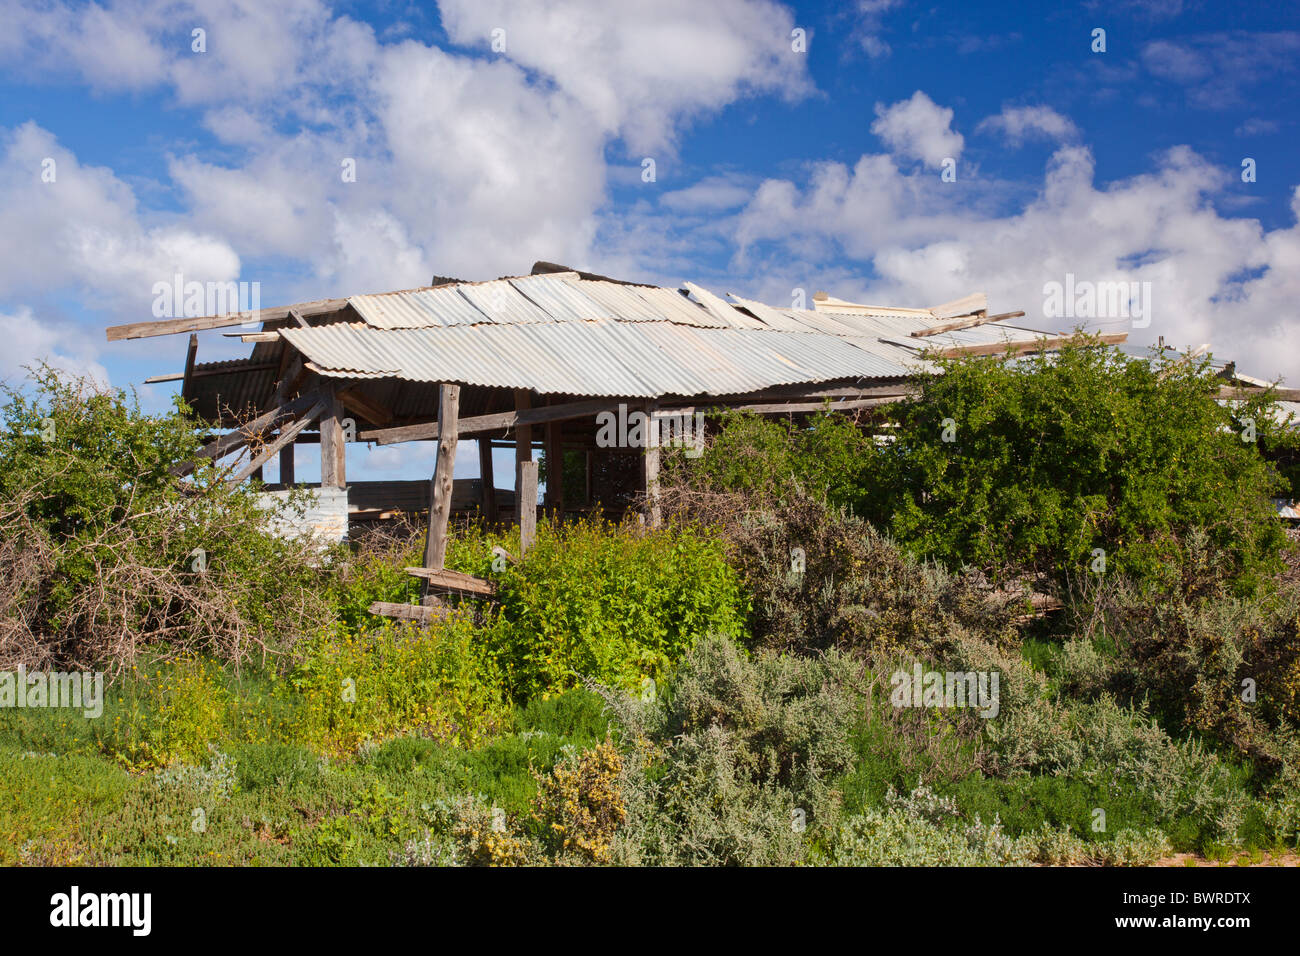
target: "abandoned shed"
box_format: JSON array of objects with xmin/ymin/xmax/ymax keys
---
[{"xmin": 109, "ymin": 261, "xmax": 1126, "ymax": 617}]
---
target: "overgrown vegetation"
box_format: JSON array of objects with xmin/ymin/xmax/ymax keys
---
[{"xmin": 2, "ymin": 349, "xmax": 1299, "ymax": 867}]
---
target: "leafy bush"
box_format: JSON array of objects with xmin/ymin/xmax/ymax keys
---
[
  {"xmin": 484, "ymin": 517, "xmax": 747, "ymax": 700},
  {"xmin": 864, "ymin": 339, "xmax": 1286, "ymax": 594},
  {"xmin": 0, "ymin": 366, "xmax": 333, "ymax": 668}
]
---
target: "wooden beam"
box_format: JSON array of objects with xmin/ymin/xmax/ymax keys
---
[
  {"xmin": 227, "ymin": 399, "xmax": 326, "ymax": 485},
  {"xmin": 279, "ymin": 443, "xmax": 295, "ymax": 486},
  {"xmin": 181, "ymin": 334, "xmax": 198, "ymax": 399},
  {"xmin": 338, "ymin": 385, "xmax": 393, "ymax": 426},
  {"xmin": 644, "ymin": 402, "xmax": 661, "ymax": 529},
  {"xmin": 514, "ymin": 389, "xmax": 533, "ymax": 469},
  {"xmin": 367, "ymin": 601, "xmax": 449, "ymax": 624},
  {"xmin": 145, "ymin": 362, "xmax": 280, "ymax": 384},
  {"xmin": 174, "ymin": 389, "xmax": 323, "ymax": 477},
  {"xmin": 319, "ymin": 388, "xmax": 347, "ymax": 488},
  {"xmin": 517, "ymin": 460, "xmax": 538, "ymax": 556},
  {"xmin": 933, "ymin": 333, "xmax": 1127, "ymax": 359},
  {"xmin": 270, "ymin": 353, "xmax": 306, "ymax": 409},
  {"xmin": 422, "ymin": 384, "xmax": 460, "ymax": 574},
  {"xmin": 404, "ymin": 567, "xmax": 496, "ymax": 596},
  {"xmin": 105, "ymin": 297, "xmax": 348, "ymax": 341},
  {"xmin": 911, "ymin": 311, "xmax": 1026, "ymax": 338},
  {"xmin": 361, "ymin": 396, "xmax": 616, "ymax": 446},
  {"xmin": 929, "ymin": 293, "xmax": 987, "ymax": 320},
  {"xmin": 478, "ymin": 439, "xmax": 497, "ymax": 524}
]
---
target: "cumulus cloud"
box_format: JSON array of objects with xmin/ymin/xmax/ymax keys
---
[
  {"xmin": 977, "ymin": 105, "xmax": 1079, "ymax": 146},
  {"xmin": 0, "ymin": 123, "xmax": 241, "ymax": 313},
  {"xmin": 436, "ymin": 0, "xmax": 813, "ymax": 154},
  {"xmin": 730, "ymin": 139, "xmax": 1300, "ymax": 383},
  {"xmin": 0, "ymin": 306, "xmax": 109, "ymax": 385},
  {"xmin": 870, "ymin": 91, "xmax": 964, "ymax": 169}
]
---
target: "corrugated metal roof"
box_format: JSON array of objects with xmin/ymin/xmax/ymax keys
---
[{"xmin": 280, "ymin": 319, "xmax": 915, "ymax": 398}]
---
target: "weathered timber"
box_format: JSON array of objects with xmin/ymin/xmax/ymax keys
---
[
  {"xmin": 228, "ymin": 399, "xmax": 326, "ymax": 484},
  {"xmin": 518, "ymin": 460, "xmax": 538, "ymax": 556},
  {"xmin": 173, "ymin": 389, "xmax": 322, "ymax": 477},
  {"xmin": 934, "ymin": 333, "xmax": 1127, "ymax": 358},
  {"xmin": 421, "ymin": 384, "xmax": 460, "ymax": 575},
  {"xmin": 367, "ymin": 601, "xmax": 450, "ymax": 624},
  {"xmin": 106, "ymin": 297, "xmax": 347, "ymax": 341},
  {"xmin": 404, "ymin": 566, "xmax": 496, "ymax": 596},
  {"xmin": 360, "ymin": 396, "xmax": 616, "ymax": 446},
  {"xmin": 910, "ymin": 311, "xmax": 1027, "ymax": 338},
  {"xmin": 478, "ymin": 439, "xmax": 498, "ymax": 524},
  {"xmin": 319, "ymin": 388, "xmax": 347, "ymax": 488}
]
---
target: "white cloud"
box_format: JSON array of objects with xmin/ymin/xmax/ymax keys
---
[
  {"xmin": 0, "ymin": 306, "xmax": 109, "ymax": 386},
  {"xmin": 730, "ymin": 138, "xmax": 1300, "ymax": 383},
  {"xmin": 977, "ymin": 105, "xmax": 1079, "ymax": 146},
  {"xmin": 436, "ymin": 0, "xmax": 813, "ymax": 154},
  {"xmin": 871, "ymin": 91, "xmax": 964, "ymax": 169},
  {"xmin": 0, "ymin": 123, "xmax": 241, "ymax": 312}
]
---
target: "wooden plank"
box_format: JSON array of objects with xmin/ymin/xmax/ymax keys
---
[
  {"xmin": 404, "ymin": 566, "xmax": 496, "ymax": 596},
  {"xmin": 929, "ymin": 292, "xmax": 987, "ymax": 320},
  {"xmin": 367, "ymin": 601, "xmax": 449, "ymax": 624},
  {"xmin": 933, "ymin": 333, "xmax": 1127, "ymax": 359},
  {"xmin": 105, "ymin": 297, "xmax": 347, "ymax": 341},
  {"xmin": 910, "ymin": 311, "xmax": 1026, "ymax": 338},
  {"xmin": 227, "ymin": 399, "xmax": 326, "ymax": 484},
  {"xmin": 361, "ymin": 396, "xmax": 617, "ymax": 446},
  {"xmin": 478, "ymin": 439, "xmax": 497, "ymax": 524},
  {"xmin": 518, "ymin": 460, "xmax": 538, "ymax": 556},
  {"xmin": 319, "ymin": 387, "xmax": 347, "ymax": 489},
  {"xmin": 422, "ymin": 384, "xmax": 460, "ymax": 574}
]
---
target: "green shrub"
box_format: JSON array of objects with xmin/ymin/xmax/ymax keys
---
[
  {"xmin": 0, "ymin": 366, "xmax": 333, "ymax": 668},
  {"xmin": 486, "ymin": 517, "xmax": 747, "ymax": 700},
  {"xmin": 863, "ymin": 339, "xmax": 1286, "ymax": 594}
]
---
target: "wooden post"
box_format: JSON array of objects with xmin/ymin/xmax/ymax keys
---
[
  {"xmin": 319, "ymin": 386, "xmax": 347, "ymax": 488},
  {"xmin": 422, "ymin": 384, "xmax": 460, "ymax": 576},
  {"xmin": 517, "ymin": 459, "xmax": 538, "ymax": 557},
  {"xmin": 644, "ymin": 402, "xmax": 661, "ymax": 528},
  {"xmin": 478, "ymin": 438, "xmax": 497, "ymax": 525},
  {"xmin": 279, "ymin": 443, "xmax": 295, "ymax": 486},
  {"xmin": 545, "ymin": 410, "xmax": 564, "ymax": 521},
  {"xmin": 514, "ymin": 388, "xmax": 532, "ymax": 469}
]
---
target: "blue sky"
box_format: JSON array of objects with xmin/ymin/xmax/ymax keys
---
[{"xmin": 1, "ymin": 0, "xmax": 1297, "ymax": 483}]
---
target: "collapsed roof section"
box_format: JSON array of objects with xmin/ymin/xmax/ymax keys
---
[{"xmin": 114, "ymin": 264, "xmax": 1059, "ymax": 419}]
